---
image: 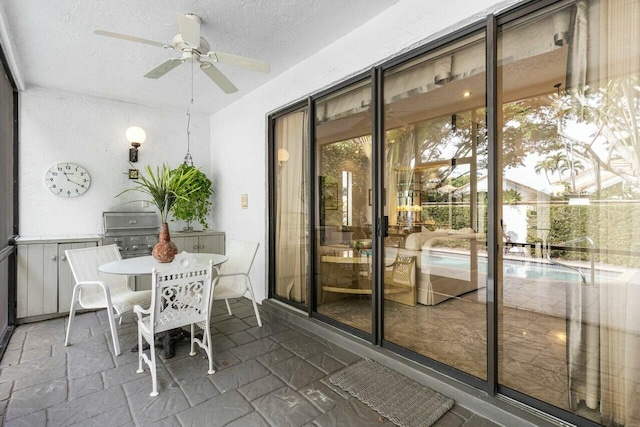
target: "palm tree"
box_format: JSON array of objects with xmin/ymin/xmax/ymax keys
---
[
  {"xmin": 535, "ymin": 153, "xmax": 567, "ymax": 184},
  {"xmin": 559, "ymin": 155, "xmax": 585, "ymax": 193},
  {"xmin": 503, "ymin": 188, "xmax": 522, "ymax": 205}
]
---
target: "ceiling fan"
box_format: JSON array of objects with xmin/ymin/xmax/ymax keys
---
[{"xmin": 94, "ymin": 13, "xmax": 270, "ymax": 94}]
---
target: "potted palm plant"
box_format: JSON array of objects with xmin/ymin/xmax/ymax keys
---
[
  {"xmin": 170, "ymin": 163, "xmax": 213, "ymax": 230},
  {"xmin": 117, "ymin": 163, "xmax": 201, "ymax": 262}
]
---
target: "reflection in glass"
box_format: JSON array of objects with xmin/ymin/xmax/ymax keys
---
[
  {"xmin": 382, "ymin": 34, "xmax": 488, "ymax": 379},
  {"xmin": 498, "ymin": 1, "xmax": 640, "ymax": 424},
  {"xmin": 315, "ymin": 81, "xmax": 373, "ymax": 334},
  {"xmin": 274, "ymin": 109, "xmax": 309, "ymax": 304}
]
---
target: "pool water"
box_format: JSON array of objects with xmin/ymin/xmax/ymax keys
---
[{"xmin": 427, "ymin": 253, "xmax": 620, "ymax": 283}]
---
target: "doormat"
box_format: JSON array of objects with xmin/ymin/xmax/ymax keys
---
[{"xmin": 329, "ymin": 359, "xmax": 454, "ymax": 427}]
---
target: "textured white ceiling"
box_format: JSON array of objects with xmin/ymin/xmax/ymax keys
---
[{"xmin": 1, "ymin": 0, "xmax": 399, "ymax": 114}]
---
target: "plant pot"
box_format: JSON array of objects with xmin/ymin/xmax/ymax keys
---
[{"xmin": 152, "ymin": 223, "xmax": 178, "ymax": 263}]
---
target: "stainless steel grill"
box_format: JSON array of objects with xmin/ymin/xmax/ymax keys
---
[{"xmin": 102, "ymin": 211, "xmax": 160, "ymax": 259}]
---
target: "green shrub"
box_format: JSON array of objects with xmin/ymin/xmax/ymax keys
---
[{"xmin": 527, "ymin": 204, "xmax": 640, "ymax": 268}]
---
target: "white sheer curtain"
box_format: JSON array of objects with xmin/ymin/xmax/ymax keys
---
[
  {"xmin": 566, "ymin": 1, "xmax": 640, "ymax": 425},
  {"xmin": 275, "ymin": 110, "xmax": 308, "ymax": 303}
]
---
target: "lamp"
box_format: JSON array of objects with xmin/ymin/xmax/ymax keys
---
[
  {"xmin": 277, "ymin": 148, "xmax": 290, "ymax": 164},
  {"xmin": 126, "ymin": 126, "xmax": 146, "ymax": 162}
]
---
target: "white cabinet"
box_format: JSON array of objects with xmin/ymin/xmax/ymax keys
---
[
  {"xmin": 172, "ymin": 231, "xmax": 225, "ymax": 255},
  {"xmin": 16, "ymin": 238, "xmax": 99, "ymax": 320},
  {"xmin": 172, "ymin": 236, "xmax": 197, "ymax": 254}
]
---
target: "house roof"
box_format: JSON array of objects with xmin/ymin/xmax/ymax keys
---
[
  {"xmin": 455, "ymin": 174, "xmax": 543, "ymax": 198},
  {"xmin": 548, "ymin": 159, "xmax": 636, "ymax": 193}
]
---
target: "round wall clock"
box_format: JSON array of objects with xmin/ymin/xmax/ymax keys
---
[{"xmin": 45, "ymin": 162, "xmax": 91, "ymax": 198}]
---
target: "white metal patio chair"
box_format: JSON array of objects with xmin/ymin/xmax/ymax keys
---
[
  {"xmin": 212, "ymin": 240, "xmax": 262, "ymax": 327},
  {"xmin": 134, "ymin": 257, "xmax": 215, "ymax": 397},
  {"xmin": 64, "ymin": 244, "xmax": 151, "ymax": 356}
]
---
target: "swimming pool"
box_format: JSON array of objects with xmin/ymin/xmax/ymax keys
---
[{"xmin": 426, "ymin": 252, "xmax": 622, "ymax": 283}]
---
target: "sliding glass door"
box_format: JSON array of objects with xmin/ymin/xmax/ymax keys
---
[
  {"xmin": 382, "ymin": 34, "xmax": 488, "ymax": 379},
  {"xmin": 498, "ymin": 1, "xmax": 640, "ymax": 425},
  {"xmin": 315, "ymin": 80, "xmax": 373, "ymax": 335},
  {"xmin": 270, "ymin": 1, "xmax": 640, "ymax": 424}
]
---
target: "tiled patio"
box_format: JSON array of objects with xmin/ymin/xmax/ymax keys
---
[{"xmin": 0, "ymin": 298, "xmax": 498, "ymax": 427}]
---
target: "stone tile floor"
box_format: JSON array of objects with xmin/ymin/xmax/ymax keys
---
[
  {"xmin": 0, "ymin": 298, "xmax": 498, "ymax": 426},
  {"xmin": 319, "ymin": 273, "xmax": 575, "ymax": 412}
]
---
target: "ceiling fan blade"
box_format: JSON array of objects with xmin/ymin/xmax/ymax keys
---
[
  {"xmin": 208, "ymin": 51, "xmax": 270, "ymax": 73},
  {"xmin": 94, "ymin": 30, "xmax": 166, "ymax": 48},
  {"xmin": 200, "ymin": 63, "xmax": 238, "ymax": 94},
  {"xmin": 144, "ymin": 59, "xmax": 184, "ymax": 79},
  {"xmin": 176, "ymin": 13, "xmax": 201, "ymax": 47}
]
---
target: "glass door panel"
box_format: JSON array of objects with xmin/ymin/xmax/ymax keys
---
[
  {"xmin": 274, "ymin": 109, "xmax": 309, "ymax": 305},
  {"xmin": 382, "ymin": 35, "xmax": 488, "ymax": 379},
  {"xmin": 315, "ymin": 80, "xmax": 373, "ymax": 334},
  {"xmin": 498, "ymin": 1, "xmax": 640, "ymax": 424}
]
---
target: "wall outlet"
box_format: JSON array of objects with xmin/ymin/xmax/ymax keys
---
[{"xmin": 241, "ymin": 194, "xmax": 248, "ymax": 209}]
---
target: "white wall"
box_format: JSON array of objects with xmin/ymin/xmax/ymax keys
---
[
  {"xmin": 209, "ymin": 0, "xmax": 521, "ymax": 303},
  {"xmin": 19, "ymin": 86, "xmax": 210, "ymax": 236}
]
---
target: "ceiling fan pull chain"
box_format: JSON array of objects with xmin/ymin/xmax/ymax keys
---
[
  {"xmin": 184, "ymin": 60, "xmax": 195, "ymax": 166},
  {"xmin": 190, "ymin": 56, "xmax": 194, "ymax": 105}
]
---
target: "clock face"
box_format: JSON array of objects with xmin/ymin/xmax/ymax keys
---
[{"xmin": 45, "ymin": 163, "xmax": 91, "ymax": 198}]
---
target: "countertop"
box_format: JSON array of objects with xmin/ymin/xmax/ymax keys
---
[
  {"xmin": 15, "ymin": 235, "xmax": 102, "ymax": 244},
  {"xmin": 170, "ymin": 230, "xmax": 224, "ymax": 237},
  {"xmin": 15, "ymin": 230, "xmax": 224, "ymax": 244}
]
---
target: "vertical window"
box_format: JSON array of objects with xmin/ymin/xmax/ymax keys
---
[
  {"xmin": 498, "ymin": 1, "xmax": 640, "ymax": 425},
  {"xmin": 274, "ymin": 108, "xmax": 309, "ymax": 305}
]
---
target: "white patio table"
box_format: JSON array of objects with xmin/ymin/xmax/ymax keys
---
[{"xmin": 98, "ymin": 253, "xmax": 228, "ymax": 275}]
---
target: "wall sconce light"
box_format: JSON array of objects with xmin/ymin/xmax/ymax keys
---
[
  {"xmin": 277, "ymin": 148, "xmax": 290, "ymax": 165},
  {"xmin": 126, "ymin": 126, "xmax": 146, "ymax": 162}
]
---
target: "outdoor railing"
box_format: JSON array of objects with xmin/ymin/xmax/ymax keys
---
[{"xmin": 545, "ymin": 236, "xmax": 595, "ymax": 287}]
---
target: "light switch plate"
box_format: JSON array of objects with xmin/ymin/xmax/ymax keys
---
[{"xmin": 241, "ymin": 194, "xmax": 248, "ymax": 209}]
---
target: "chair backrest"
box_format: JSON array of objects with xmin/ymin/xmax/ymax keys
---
[
  {"xmin": 65, "ymin": 244, "xmax": 129, "ymax": 303},
  {"xmin": 358, "ymin": 250, "xmax": 372, "ymax": 279},
  {"xmin": 390, "ymin": 254, "xmax": 416, "ymax": 287},
  {"xmin": 149, "ymin": 260, "xmax": 213, "ymax": 334},
  {"xmin": 219, "ymin": 240, "xmax": 259, "ymax": 276}
]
